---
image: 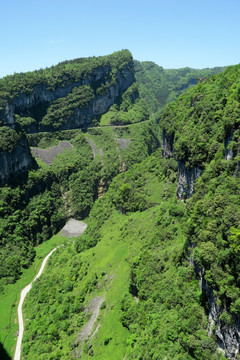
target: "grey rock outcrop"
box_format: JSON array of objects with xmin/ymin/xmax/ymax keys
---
[
  {"xmin": 200, "ymin": 272, "xmax": 240, "ymax": 359},
  {"xmin": 177, "ymin": 161, "xmax": 202, "ymax": 198},
  {"xmin": 161, "ymin": 130, "xmax": 174, "ymax": 158},
  {"xmin": 161, "ymin": 131, "xmax": 202, "ymax": 198},
  {"xmin": 1, "ymin": 65, "xmax": 135, "ymax": 132},
  {"xmin": 0, "ymin": 134, "xmax": 33, "ymax": 184},
  {"xmin": 52, "ymin": 69, "xmax": 134, "ymax": 131},
  {"xmin": 225, "ymin": 133, "xmax": 234, "ymax": 161}
]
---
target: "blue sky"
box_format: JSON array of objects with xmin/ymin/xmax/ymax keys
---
[{"xmin": 1, "ymin": 0, "xmax": 240, "ymax": 77}]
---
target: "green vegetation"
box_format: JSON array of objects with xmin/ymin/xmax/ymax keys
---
[
  {"xmin": 0, "ymin": 50, "xmax": 133, "ymax": 99},
  {"xmin": 0, "ymin": 45, "xmax": 157, "ymax": 297},
  {"xmin": 99, "ymin": 83, "xmax": 149, "ymax": 126},
  {"xmin": 134, "ymin": 60, "xmax": 224, "ymax": 117},
  {"xmin": 0, "ymin": 121, "xmax": 160, "ymax": 287},
  {"xmin": 0, "ymin": 233, "xmax": 67, "ymax": 358},
  {"xmin": 161, "ymin": 64, "xmax": 240, "ymax": 167},
  {"xmin": 21, "ymin": 149, "xmax": 225, "ymax": 359},
  {"xmin": 186, "ymin": 160, "xmax": 240, "ymax": 313},
  {"xmin": 0, "ymin": 50, "xmax": 136, "ymax": 132},
  {"xmin": 1, "ymin": 52, "xmax": 240, "ymax": 360},
  {"xmin": 0, "ymin": 126, "xmax": 22, "ymax": 152},
  {"xmin": 41, "ymin": 85, "xmax": 95, "ymax": 129},
  {"xmin": 159, "ymin": 63, "xmax": 240, "ymax": 354}
]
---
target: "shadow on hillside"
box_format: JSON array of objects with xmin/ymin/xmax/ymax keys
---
[{"xmin": 0, "ymin": 342, "xmax": 11, "ymax": 360}]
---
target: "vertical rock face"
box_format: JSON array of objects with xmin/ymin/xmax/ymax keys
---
[
  {"xmin": 177, "ymin": 161, "xmax": 202, "ymax": 198},
  {"xmin": 1, "ymin": 65, "xmax": 112, "ymax": 126},
  {"xmin": 1, "ymin": 65, "xmax": 135, "ymax": 132},
  {"xmin": 200, "ymin": 274, "xmax": 240, "ymax": 359},
  {"xmin": 0, "ymin": 134, "xmax": 33, "ymax": 184},
  {"xmin": 161, "ymin": 131, "xmax": 174, "ymax": 158},
  {"xmin": 162, "ymin": 131, "xmax": 202, "ymax": 199},
  {"xmin": 225, "ymin": 133, "xmax": 234, "ymax": 161},
  {"xmin": 2, "ymin": 101, "xmax": 15, "ymax": 125}
]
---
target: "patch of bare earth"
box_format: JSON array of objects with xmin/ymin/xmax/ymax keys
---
[
  {"xmin": 62, "ymin": 191, "xmax": 72, "ymax": 218},
  {"xmin": 73, "ymin": 296, "xmax": 103, "ymax": 358},
  {"xmin": 60, "ymin": 219, "xmax": 87, "ymax": 238},
  {"xmin": 31, "ymin": 141, "xmax": 73, "ymax": 165},
  {"xmin": 86, "ymin": 137, "xmax": 104, "ymax": 158},
  {"xmin": 86, "ymin": 137, "xmax": 98, "ymax": 158},
  {"xmin": 117, "ymin": 138, "xmax": 131, "ymax": 149}
]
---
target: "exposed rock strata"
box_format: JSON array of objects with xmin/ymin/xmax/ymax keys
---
[
  {"xmin": 200, "ymin": 271, "xmax": 240, "ymax": 359},
  {"xmin": 225, "ymin": 133, "xmax": 234, "ymax": 161},
  {"xmin": 161, "ymin": 131, "xmax": 202, "ymax": 198},
  {"xmin": 0, "ymin": 134, "xmax": 33, "ymax": 184},
  {"xmin": 161, "ymin": 130, "xmax": 174, "ymax": 158},
  {"xmin": 1, "ymin": 66, "xmax": 135, "ymax": 132},
  {"xmin": 177, "ymin": 161, "xmax": 202, "ymax": 198}
]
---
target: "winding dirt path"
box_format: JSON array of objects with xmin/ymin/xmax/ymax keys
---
[
  {"xmin": 14, "ymin": 219, "xmax": 87, "ymax": 360},
  {"xmin": 13, "ymin": 246, "xmax": 60, "ymax": 360}
]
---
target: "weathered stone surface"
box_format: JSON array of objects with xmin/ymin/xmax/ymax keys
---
[
  {"xmin": 225, "ymin": 133, "xmax": 234, "ymax": 161},
  {"xmin": 200, "ymin": 272, "xmax": 240, "ymax": 359},
  {"xmin": 161, "ymin": 130, "xmax": 174, "ymax": 158},
  {"xmin": 161, "ymin": 131, "xmax": 202, "ymax": 199},
  {"xmin": 1, "ymin": 65, "xmax": 135, "ymax": 132},
  {"xmin": 0, "ymin": 134, "xmax": 33, "ymax": 184},
  {"xmin": 177, "ymin": 161, "xmax": 202, "ymax": 198}
]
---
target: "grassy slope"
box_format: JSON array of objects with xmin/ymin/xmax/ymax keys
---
[
  {"xmin": 20, "ymin": 151, "xmax": 164, "ymax": 359},
  {"xmin": 20, "ymin": 150, "xmax": 224, "ymax": 359},
  {"xmin": 0, "ymin": 120, "xmax": 160, "ymax": 359}
]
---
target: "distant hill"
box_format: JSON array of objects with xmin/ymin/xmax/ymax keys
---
[{"xmin": 134, "ymin": 60, "xmax": 225, "ymax": 116}]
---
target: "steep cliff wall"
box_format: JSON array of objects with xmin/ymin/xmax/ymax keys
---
[
  {"xmin": 0, "ymin": 61, "xmax": 135, "ymax": 132},
  {"xmin": 177, "ymin": 161, "xmax": 202, "ymax": 198},
  {"xmin": 199, "ymin": 272, "xmax": 240, "ymax": 359},
  {"xmin": 0, "ymin": 131, "xmax": 33, "ymax": 184},
  {"xmin": 161, "ymin": 130, "xmax": 174, "ymax": 158},
  {"xmin": 39, "ymin": 68, "xmax": 134, "ymax": 131},
  {"xmin": 161, "ymin": 130, "xmax": 202, "ymax": 198}
]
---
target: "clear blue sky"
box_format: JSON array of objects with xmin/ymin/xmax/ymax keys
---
[{"xmin": 1, "ymin": 0, "xmax": 240, "ymax": 77}]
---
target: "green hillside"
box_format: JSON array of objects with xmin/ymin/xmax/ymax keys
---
[
  {"xmin": 21, "ymin": 63, "xmax": 240, "ymax": 359},
  {"xmin": 1, "ymin": 53, "xmax": 240, "ymax": 360},
  {"xmin": 0, "ymin": 120, "xmax": 160, "ymax": 357},
  {"xmin": 134, "ymin": 60, "xmax": 225, "ymax": 117}
]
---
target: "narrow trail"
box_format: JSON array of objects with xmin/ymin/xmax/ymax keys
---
[
  {"xmin": 14, "ymin": 246, "xmax": 61, "ymax": 360},
  {"xmin": 14, "ymin": 219, "xmax": 87, "ymax": 360}
]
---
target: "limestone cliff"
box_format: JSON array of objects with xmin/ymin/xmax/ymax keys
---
[
  {"xmin": 199, "ymin": 271, "xmax": 240, "ymax": 359},
  {"xmin": 0, "ymin": 62, "xmax": 135, "ymax": 132},
  {"xmin": 161, "ymin": 130, "xmax": 174, "ymax": 159},
  {"xmin": 0, "ymin": 131, "xmax": 33, "ymax": 184},
  {"xmin": 161, "ymin": 130, "xmax": 202, "ymax": 198},
  {"xmin": 176, "ymin": 161, "xmax": 202, "ymax": 198}
]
